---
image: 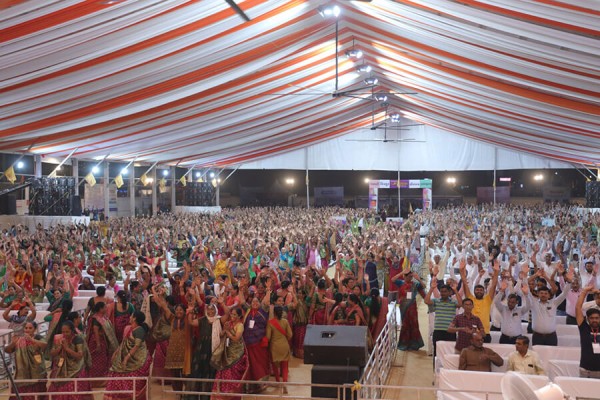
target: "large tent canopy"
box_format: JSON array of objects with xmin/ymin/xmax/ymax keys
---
[{"xmin": 1, "ymin": 0, "xmax": 598, "ymax": 171}]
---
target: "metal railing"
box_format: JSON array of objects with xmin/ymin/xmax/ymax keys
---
[
  {"xmin": 0, "ymin": 376, "xmax": 145, "ymax": 399},
  {"xmin": 0, "ymin": 375, "xmax": 513, "ymax": 400},
  {"xmin": 359, "ymin": 300, "xmax": 399, "ymax": 400}
]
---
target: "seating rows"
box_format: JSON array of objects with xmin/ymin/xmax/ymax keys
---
[
  {"xmin": 436, "ymin": 341, "xmax": 581, "ymax": 373},
  {"xmin": 438, "ymin": 369, "xmax": 600, "ymax": 400}
]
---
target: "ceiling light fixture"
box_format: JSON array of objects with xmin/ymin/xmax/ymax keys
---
[
  {"xmin": 364, "ymin": 76, "xmax": 378, "ymax": 86},
  {"xmin": 390, "ymin": 113, "xmax": 401, "ymax": 122},
  {"xmin": 356, "ymin": 64, "xmax": 372, "ymax": 73},
  {"xmin": 345, "ymin": 49, "xmax": 363, "ymax": 59},
  {"xmin": 373, "ymin": 94, "xmax": 388, "ymax": 102},
  {"xmin": 317, "ymin": 4, "xmax": 340, "ymax": 18}
]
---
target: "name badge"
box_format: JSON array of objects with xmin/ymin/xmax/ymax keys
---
[
  {"xmin": 593, "ymin": 343, "xmax": 600, "ymax": 354},
  {"xmin": 406, "ymin": 292, "xmax": 413, "ymax": 300},
  {"xmin": 249, "ymin": 320, "xmax": 255, "ymax": 329}
]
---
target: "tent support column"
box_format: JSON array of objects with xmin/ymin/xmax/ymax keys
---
[
  {"xmin": 103, "ymin": 161, "xmax": 109, "ymax": 218},
  {"xmin": 72, "ymin": 159, "xmax": 79, "ymax": 196},
  {"xmin": 171, "ymin": 166, "xmax": 176, "ymax": 212},
  {"xmin": 305, "ymin": 148, "xmax": 310, "ymax": 209},
  {"xmin": 151, "ymin": 168, "xmax": 157, "ymax": 216},
  {"xmin": 493, "ymin": 147, "xmax": 497, "ymax": 207},
  {"xmin": 129, "ymin": 165, "xmax": 135, "ymax": 217}
]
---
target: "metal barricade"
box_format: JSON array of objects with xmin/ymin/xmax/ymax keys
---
[
  {"xmin": 359, "ymin": 300, "xmax": 399, "ymax": 400},
  {"xmin": 0, "ymin": 376, "xmax": 145, "ymax": 399}
]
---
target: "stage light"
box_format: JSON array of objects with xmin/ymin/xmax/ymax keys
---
[
  {"xmin": 373, "ymin": 94, "xmax": 388, "ymax": 102},
  {"xmin": 317, "ymin": 5, "xmax": 340, "ymax": 18},
  {"xmin": 356, "ymin": 64, "xmax": 372, "ymax": 73},
  {"xmin": 364, "ymin": 178, "xmax": 370, "ymax": 184},
  {"xmin": 162, "ymin": 170, "xmax": 169, "ymax": 177},
  {"xmin": 92, "ymin": 166, "xmax": 99, "ymax": 174},
  {"xmin": 345, "ymin": 49, "xmax": 363, "ymax": 59},
  {"xmin": 534, "ymin": 174, "xmax": 544, "ymax": 181},
  {"xmin": 209, "ymin": 172, "xmax": 215, "ymax": 178},
  {"xmin": 121, "ymin": 168, "xmax": 128, "ymax": 175},
  {"xmin": 364, "ymin": 77, "xmax": 378, "ymax": 86},
  {"xmin": 195, "ymin": 172, "xmax": 201, "ymax": 178},
  {"xmin": 390, "ymin": 113, "xmax": 401, "ymax": 122},
  {"xmin": 285, "ymin": 178, "xmax": 295, "ymax": 185},
  {"xmin": 446, "ymin": 177, "xmax": 456, "ymax": 184},
  {"xmin": 147, "ymin": 178, "xmax": 154, "ymax": 184}
]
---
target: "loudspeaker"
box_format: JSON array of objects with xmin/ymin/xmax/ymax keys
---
[
  {"xmin": 311, "ymin": 365, "xmax": 360, "ymax": 399},
  {"xmin": 586, "ymin": 181, "xmax": 600, "ymax": 208},
  {"xmin": 0, "ymin": 195, "xmax": 17, "ymax": 215},
  {"xmin": 303, "ymin": 325, "xmax": 368, "ymax": 366},
  {"xmin": 71, "ymin": 195, "xmax": 81, "ymax": 216}
]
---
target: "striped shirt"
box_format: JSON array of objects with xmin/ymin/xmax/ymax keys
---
[{"xmin": 432, "ymin": 298, "xmax": 458, "ymax": 331}]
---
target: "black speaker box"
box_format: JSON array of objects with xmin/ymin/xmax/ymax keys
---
[
  {"xmin": 586, "ymin": 181, "xmax": 600, "ymax": 208},
  {"xmin": 71, "ymin": 195, "xmax": 82, "ymax": 216},
  {"xmin": 303, "ymin": 325, "xmax": 368, "ymax": 366},
  {"xmin": 0, "ymin": 194, "xmax": 17, "ymax": 215},
  {"xmin": 311, "ymin": 365, "xmax": 360, "ymax": 399}
]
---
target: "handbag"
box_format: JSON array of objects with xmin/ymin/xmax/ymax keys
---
[
  {"xmin": 151, "ymin": 314, "xmax": 172, "ymax": 342},
  {"xmin": 210, "ymin": 337, "xmax": 229, "ymax": 371}
]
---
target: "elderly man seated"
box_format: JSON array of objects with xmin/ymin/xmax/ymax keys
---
[
  {"xmin": 459, "ymin": 332, "xmax": 504, "ymax": 372},
  {"xmin": 507, "ymin": 335, "xmax": 545, "ymax": 375}
]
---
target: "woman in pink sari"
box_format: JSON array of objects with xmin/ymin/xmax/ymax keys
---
[{"xmin": 86, "ymin": 302, "xmax": 119, "ymax": 387}]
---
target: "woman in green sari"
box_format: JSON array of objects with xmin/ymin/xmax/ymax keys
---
[
  {"xmin": 86, "ymin": 302, "xmax": 119, "ymax": 387},
  {"xmin": 104, "ymin": 311, "xmax": 152, "ymax": 400},
  {"xmin": 4, "ymin": 321, "xmax": 47, "ymax": 400},
  {"xmin": 47, "ymin": 320, "xmax": 93, "ymax": 400}
]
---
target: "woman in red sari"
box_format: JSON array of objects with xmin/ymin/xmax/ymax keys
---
[
  {"xmin": 242, "ymin": 297, "xmax": 270, "ymax": 393},
  {"xmin": 309, "ymin": 279, "xmax": 333, "ymax": 325},
  {"xmin": 86, "ymin": 302, "xmax": 119, "ymax": 387},
  {"xmin": 104, "ymin": 311, "xmax": 152, "ymax": 400},
  {"xmin": 393, "ymin": 270, "xmax": 426, "ymax": 351},
  {"xmin": 108, "ymin": 290, "xmax": 134, "ymax": 343}
]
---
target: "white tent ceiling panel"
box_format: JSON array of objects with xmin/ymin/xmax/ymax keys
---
[{"xmin": 0, "ymin": 0, "xmax": 597, "ymax": 168}]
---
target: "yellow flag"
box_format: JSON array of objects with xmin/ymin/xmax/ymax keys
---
[
  {"xmin": 4, "ymin": 166, "xmax": 16, "ymax": 183},
  {"xmin": 196, "ymin": 177, "xmax": 204, "ymax": 183},
  {"xmin": 211, "ymin": 178, "xmax": 217, "ymax": 188},
  {"xmin": 159, "ymin": 177, "xmax": 166, "ymax": 189},
  {"xmin": 140, "ymin": 173, "xmax": 149, "ymax": 186},
  {"xmin": 408, "ymin": 202, "xmax": 413, "ymax": 214},
  {"xmin": 115, "ymin": 174, "xmax": 124, "ymax": 189},
  {"xmin": 85, "ymin": 173, "xmax": 96, "ymax": 187},
  {"xmin": 179, "ymin": 175, "xmax": 187, "ymax": 186}
]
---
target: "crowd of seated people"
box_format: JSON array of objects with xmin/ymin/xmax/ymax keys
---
[{"xmin": 0, "ymin": 204, "xmax": 598, "ymax": 399}]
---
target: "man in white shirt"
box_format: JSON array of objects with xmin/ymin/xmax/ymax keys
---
[
  {"xmin": 494, "ymin": 284, "xmax": 531, "ymax": 344},
  {"xmin": 528, "ymin": 276, "xmax": 572, "ymax": 346},
  {"xmin": 508, "ymin": 335, "xmax": 545, "ymax": 375}
]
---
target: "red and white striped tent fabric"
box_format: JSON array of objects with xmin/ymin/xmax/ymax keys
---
[{"xmin": 1, "ymin": 0, "xmax": 598, "ymax": 169}]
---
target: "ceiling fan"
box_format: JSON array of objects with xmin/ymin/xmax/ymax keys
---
[{"xmin": 346, "ymin": 103, "xmax": 426, "ymax": 143}]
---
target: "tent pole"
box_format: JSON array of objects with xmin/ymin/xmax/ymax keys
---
[
  {"xmin": 397, "ymin": 147, "xmax": 401, "ymax": 217},
  {"xmin": 493, "ymin": 147, "xmax": 497, "ymax": 207},
  {"xmin": 305, "ymin": 148, "xmax": 310, "ymax": 209}
]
